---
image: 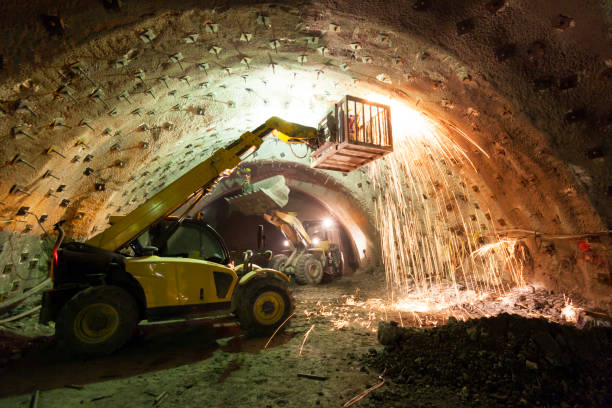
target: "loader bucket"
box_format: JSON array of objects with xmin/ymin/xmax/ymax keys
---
[{"xmin": 226, "ymin": 175, "xmax": 290, "ymax": 215}]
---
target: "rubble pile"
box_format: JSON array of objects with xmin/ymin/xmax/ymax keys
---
[{"xmin": 366, "ymin": 314, "xmax": 612, "ymax": 407}]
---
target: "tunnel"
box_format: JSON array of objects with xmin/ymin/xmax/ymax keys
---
[
  {"xmin": 196, "ymin": 168, "xmax": 361, "ymax": 274},
  {"xmin": 0, "ymin": 1, "xmax": 611, "ymax": 407}
]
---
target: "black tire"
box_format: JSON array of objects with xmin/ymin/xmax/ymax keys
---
[
  {"xmin": 236, "ymin": 278, "xmax": 295, "ymax": 337},
  {"xmin": 331, "ymin": 246, "xmax": 344, "ymax": 279},
  {"xmin": 295, "ymin": 253, "xmax": 324, "ymax": 285},
  {"xmin": 56, "ymin": 285, "xmax": 139, "ymax": 357},
  {"xmin": 269, "ymin": 254, "xmax": 289, "ymax": 272}
]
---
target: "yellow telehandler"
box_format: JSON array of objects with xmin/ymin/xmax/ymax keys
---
[{"xmin": 39, "ymin": 96, "xmax": 392, "ymax": 356}]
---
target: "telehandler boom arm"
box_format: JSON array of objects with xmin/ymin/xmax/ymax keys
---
[{"xmin": 85, "ymin": 117, "xmax": 317, "ymax": 252}]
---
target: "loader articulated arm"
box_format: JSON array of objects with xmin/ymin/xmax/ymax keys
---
[
  {"xmin": 85, "ymin": 117, "xmax": 318, "ymax": 252},
  {"xmin": 263, "ymin": 211, "xmax": 312, "ymax": 249}
]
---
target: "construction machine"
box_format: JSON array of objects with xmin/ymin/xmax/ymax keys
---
[
  {"xmin": 225, "ymin": 176, "xmax": 344, "ymax": 285},
  {"xmin": 265, "ymin": 211, "xmax": 344, "ymax": 285},
  {"xmin": 40, "ymin": 96, "xmax": 392, "ymax": 356}
]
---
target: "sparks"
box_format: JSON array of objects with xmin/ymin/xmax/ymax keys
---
[
  {"xmin": 298, "ymin": 324, "xmax": 315, "ymax": 357},
  {"xmin": 561, "ymin": 296, "xmax": 580, "ymax": 323},
  {"xmin": 369, "ymin": 99, "xmax": 525, "ymax": 307}
]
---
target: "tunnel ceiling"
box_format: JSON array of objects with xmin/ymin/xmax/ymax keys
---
[{"xmin": 0, "ymin": 0, "xmax": 610, "ymax": 245}]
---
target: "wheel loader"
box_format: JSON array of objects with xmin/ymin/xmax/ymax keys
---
[
  {"xmin": 266, "ymin": 211, "xmax": 344, "ymax": 285},
  {"xmin": 39, "ymin": 96, "xmax": 392, "ymax": 356},
  {"xmin": 225, "ymin": 176, "xmax": 344, "ymax": 285}
]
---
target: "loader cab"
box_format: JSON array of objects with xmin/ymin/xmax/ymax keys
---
[
  {"xmin": 303, "ymin": 220, "xmax": 341, "ymax": 247},
  {"xmin": 132, "ymin": 217, "xmax": 230, "ymax": 265}
]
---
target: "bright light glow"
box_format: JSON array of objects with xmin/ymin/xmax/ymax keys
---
[
  {"xmin": 364, "ymin": 93, "xmax": 434, "ymax": 142},
  {"xmin": 312, "ymin": 237, "xmax": 320, "ymax": 245},
  {"xmin": 323, "ymin": 218, "xmax": 333, "ymax": 228},
  {"xmin": 283, "ymin": 240, "xmax": 290, "ymax": 247},
  {"xmin": 349, "ymin": 226, "xmax": 368, "ymax": 260},
  {"xmin": 394, "ymin": 286, "xmax": 489, "ymax": 313},
  {"xmin": 241, "ymin": 67, "xmax": 345, "ymax": 129},
  {"xmin": 561, "ymin": 297, "xmax": 580, "ymax": 323},
  {"xmin": 366, "ymin": 92, "xmax": 489, "ymax": 160}
]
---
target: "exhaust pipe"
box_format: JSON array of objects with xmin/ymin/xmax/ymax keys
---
[{"xmin": 257, "ymin": 224, "xmax": 265, "ymax": 250}]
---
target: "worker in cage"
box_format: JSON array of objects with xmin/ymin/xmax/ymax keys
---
[
  {"xmin": 337, "ymin": 104, "xmax": 345, "ymax": 143},
  {"xmin": 325, "ymin": 109, "xmax": 339, "ymax": 143},
  {"xmin": 348, "ymin": 107, "xmax": 363, "ymax": 142},
  {"xmin": 348, "ymin": 108, "xmax": 357, "ymax": 141}
]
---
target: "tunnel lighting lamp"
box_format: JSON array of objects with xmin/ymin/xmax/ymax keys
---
[
  {"xmin": 283, "ymin": 240, "xmax": 290, "ymax": 247},
  {"xmin": 312, "ymin": 237, "xmax": 320, "ymax": 245},
  {"xmin": 322, "ymin": 218, "xmax": 333, "ymax": 228}
]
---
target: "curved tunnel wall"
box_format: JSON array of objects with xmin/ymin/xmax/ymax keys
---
[{"xmin": 0, "ymin": 0, "xmax": 609, "ymax": 309}]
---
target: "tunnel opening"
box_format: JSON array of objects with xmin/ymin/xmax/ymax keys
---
[{"xmin": 198, "ymin": 188, "xmax": 360, "ymax": 275}]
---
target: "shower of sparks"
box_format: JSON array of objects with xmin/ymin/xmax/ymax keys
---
[
  {"xmin": 298, "ymin": 324, "xmax": 315, "ymax": 357},
  {"xmin": 561, "ymin": 296, "xmax": 581, "ymax": 323},
  {"xmin": 264, "ymin": 312, "xmax": 295, "ymax": 349},
  {"xmin": 301, "ymin": 284, "xmax": 585, "ymax": 334},
  {"xmin": 368, "ymin": 99, "xmax": 525, "ymax": 306}
]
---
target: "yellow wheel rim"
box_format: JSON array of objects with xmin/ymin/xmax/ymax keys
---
[
  {"xmin": 73, "ymin": 303, "xmax": 119, "ymax": 344},
  {"xmin": 253, "ymin": 291, "xmax": 285, "ymax": 325}
]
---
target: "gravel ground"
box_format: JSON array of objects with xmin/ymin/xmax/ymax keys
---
[
  {"xmin": 0, "ymin": 274, "xmax": 385, "ymax": 408},
  {"xmin": 367, "ymin": 315, "xmax": 612, "ymax": 408},
  {"xmin": 1, "ymin": 272, "xmax": 610, "ymax": 408}
]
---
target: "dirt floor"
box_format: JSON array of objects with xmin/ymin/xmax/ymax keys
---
[
  {"xmin": 1, "ymin": 272, "xmax": 611, "ymax": 408},
  {"xmin": 0, "ymin": 274, "xmax": 385, "ymax": 408}
]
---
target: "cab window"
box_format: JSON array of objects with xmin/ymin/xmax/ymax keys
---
[
  {"xmin": 163, "ymin": 224, "xmax": 226, "ymax": 263},
  {"xmin": 135, "ymin": 230, "xmax": 151, "ymax": 248}
]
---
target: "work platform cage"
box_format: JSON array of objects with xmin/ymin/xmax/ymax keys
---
[{"xmin": 311, "ymin": 95, "xmax": 393, "ymax": 172}]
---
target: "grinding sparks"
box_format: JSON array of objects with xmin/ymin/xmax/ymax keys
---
[
  {"xmin": 561, "ymin": 297, "xmax": 580, "ymax": 323},
  {"xmin": 298, "ymin": 324, "xmax": 315, "ymax": 357},
  {"xmin": 369, "ymin": 99, "xmax": 525, "ymax": 306},
  {"xmin": 301, "ymin": 285, "xmax": 583, "ymax": 334},
  {"xmin": 394, "ymin": 285, "xmax": 490, "ymax": 314},
  {"xmin": 470, "ymin": 238, "xmax": 519, "ymax": 258}
]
